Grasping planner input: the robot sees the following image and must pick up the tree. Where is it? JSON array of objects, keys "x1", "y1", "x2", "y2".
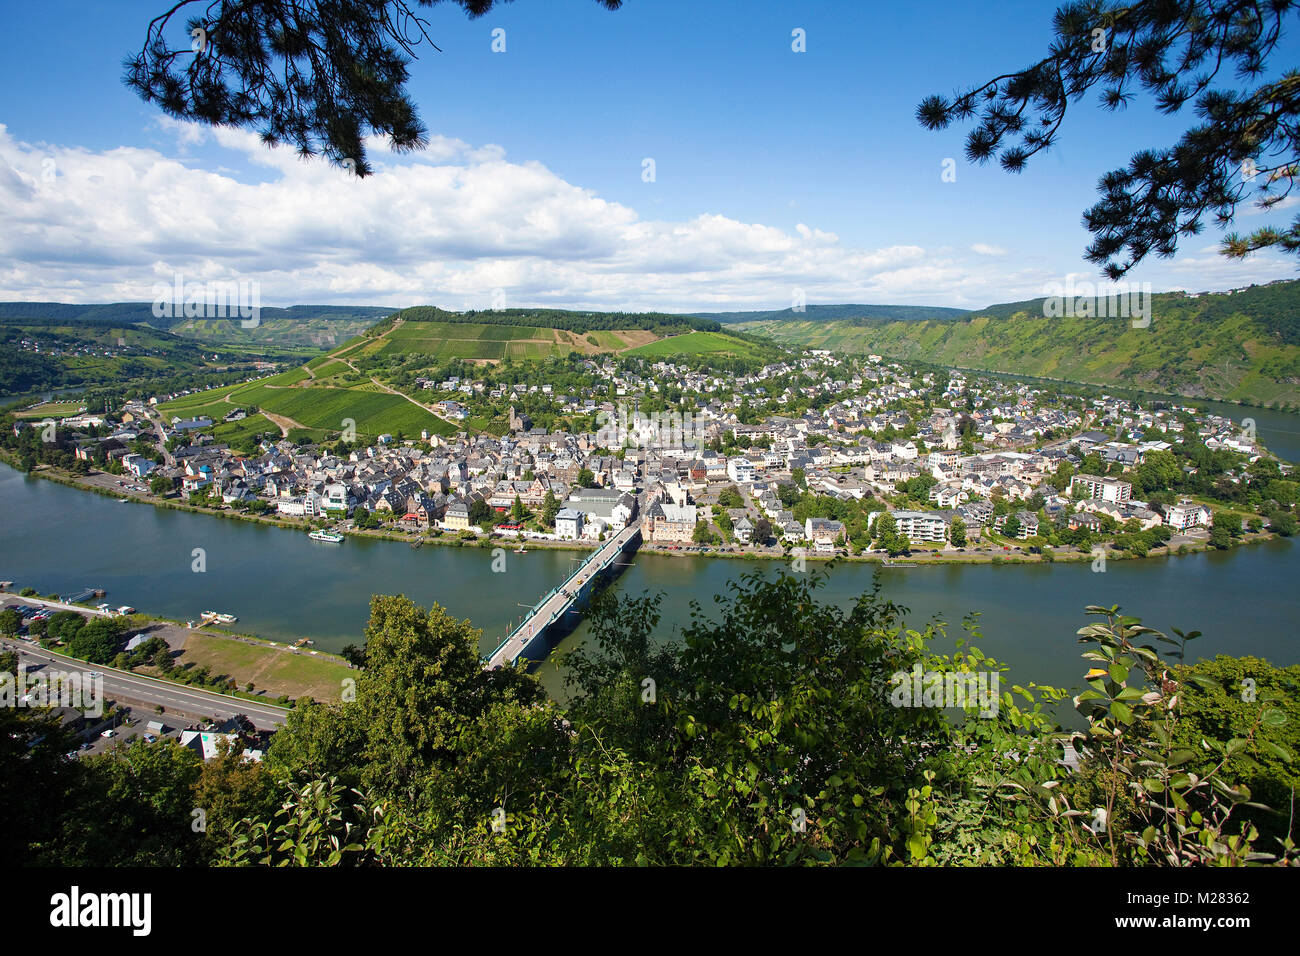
[
  {"x1": 541, "y1": 490, "x2": 560, "y2": 528},
  {"x1": 153, "y1": 645, "x2": 175, "y2": 672},
  {"x1": 60, "y1": 739, "x2": 204, "y2": 866},
  {"x1": 576, "y1": 467, "x2": 597, "y2": 489},
  {"x1": 0, "y1": 706, "x2": 84, "y2": 864},
  {"x1": 69, "y1": 617, "x2": 127, "y2": 664},
  {"x1": 949, "y1": 516, "x2": 967, "y2": 548},
  {"x1": 0, "y1": 608, "x2": 21, "y2": 637},
  {"x1": 467, "y1": 498, "x2": 493, "y2": 527},
  {"x1": 46, "y1": 610, "x2": 86, "y2": 644},
  {"x1": 1268, "y1": 509, "x2": 1297, "y2": 536},
  {"x1": 717, "y1": 486, "x2": 744, "y2": 508},
  {"x1": 1213, "y1": 509, "x2": 1244, "y2": 538},
  {"x1": 149, "y1": 473, "x2": 173, "y2": 496},
  {"x1": 352, "y1": 594, "x2": 541, "y2": 795},
  {"x1": 752, "y1": 517, "x2": 773, "y2": 545},
  {"x1": 1049, "y1": 460, "x2": 1076, "y2": 493},
  {"x1": 1003, "y1": 515, "x2": 1023, "y2": 540},
  {"x1": 192, "y1": 738, "x2": 279, "y2": 863},
  {"x1": 918, "y1": 0, "x2": 1300, "y2": 275},
  {"x1": 510, "y1": 495, "x2": 526, "y2": 522},
  {"x1": 127, "y1": 1, "x2": 624, "y2": 177}
]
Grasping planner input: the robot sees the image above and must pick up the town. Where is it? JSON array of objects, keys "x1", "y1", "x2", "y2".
[{"x1": 13, "y1": 346, "x2": 1292, "y2": 564}]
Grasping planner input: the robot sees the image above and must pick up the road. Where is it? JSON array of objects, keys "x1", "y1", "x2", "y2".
[
  {"x1": 1, "y1": 598, "x2": 290, "y2": 729},
  {"x1": 141, "y1": 406, "x2": 174, "y2": 467}
]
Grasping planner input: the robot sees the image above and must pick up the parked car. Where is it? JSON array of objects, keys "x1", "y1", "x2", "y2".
[{"x1": 100, "y1": 729, "x2": 114, "y2": 738}]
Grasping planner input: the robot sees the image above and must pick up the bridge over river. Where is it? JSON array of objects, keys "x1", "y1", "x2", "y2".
[{"x1": 484, "y1": 519, "x2": 642, "y2": 670}]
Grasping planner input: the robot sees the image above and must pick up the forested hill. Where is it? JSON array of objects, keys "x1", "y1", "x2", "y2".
[
  {"x1": 692, "y1": 303, "x2": 970, "y2": 323},
  {"x1": 0, "y1": 302, "x2": 394, "y2": 328},
  {"x1": 380, "y1": 305, "x2": 720, "y2": 335},
  {"x1": 736, "y1": 280, "x2": 1300, "y2": 409}
]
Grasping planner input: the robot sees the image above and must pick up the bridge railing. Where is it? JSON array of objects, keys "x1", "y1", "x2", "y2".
[{"x1": 489, "y1": 523, "x2": 640, "y2": 664}]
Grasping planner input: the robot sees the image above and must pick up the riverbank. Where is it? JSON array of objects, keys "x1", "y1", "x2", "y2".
[
  {"x1": 0, "y1": 588, "x2": 354, "y2": 706},
  {"x1": 7, "y1": 452, "x2": 1280, "y2": 568},
  {"x1": 4, "y1": 458, "x2": 1296, "y2": 713}
]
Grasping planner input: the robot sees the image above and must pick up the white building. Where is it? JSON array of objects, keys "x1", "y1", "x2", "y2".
[
  {"x1": 727, "y1": 457, "x2": 755, "y2": 484},
  {"x1": 890, "y1": 510, "x2": 948, "y2": 543},
  {"x1": 1164, "y1": 498, "x2": 1212, "y2": 531},
  {"x1": 1070, "y1": 474, "x2": 1133, "y2": 504},
  {"x1": 555, "y1": 508, "x2": 584, "y2": 540}
]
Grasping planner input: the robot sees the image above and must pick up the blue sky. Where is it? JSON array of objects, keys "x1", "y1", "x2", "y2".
[{"x1": 1, "y1": 0, "x2": 1298, "y2": 310}]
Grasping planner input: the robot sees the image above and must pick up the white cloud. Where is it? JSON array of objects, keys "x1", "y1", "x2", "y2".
[{"x1": 0, "y1": 122, "x2": 1294, "y2": 313}]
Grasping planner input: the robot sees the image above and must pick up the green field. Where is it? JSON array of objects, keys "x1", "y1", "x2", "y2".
[
  {"x1": 163, "y1": 366, "x2": 457, "y2": 439},
  {"x1": 625, "y1": 330, "x2": 769, "y2": 360},
  {"x1": 210, "y1": 412, "x2": 278, "y2": 448},
  {"x1": 174, "y1": 632, "x2": 354, "y2": 701},
  {"x1": 239, "y1": 385, "x2": 453, "y2": 436}
]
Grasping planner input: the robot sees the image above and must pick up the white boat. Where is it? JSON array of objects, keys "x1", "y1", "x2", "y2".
[
  {"x1": 202, "y1": 611, "x2": 238, "y2": 624},
  {"x1": 309, "y1": 530, "x2": 345, "y2": 543}
]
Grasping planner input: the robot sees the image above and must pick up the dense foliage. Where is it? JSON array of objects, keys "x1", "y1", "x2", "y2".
[{"x1": 6, "y1": 572, "x2": 1294, "y2": 866}]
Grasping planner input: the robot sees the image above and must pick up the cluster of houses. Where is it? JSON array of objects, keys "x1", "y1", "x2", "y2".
[{"x1": 22, "y1": 350, "x2": 1275, "y2": 552}]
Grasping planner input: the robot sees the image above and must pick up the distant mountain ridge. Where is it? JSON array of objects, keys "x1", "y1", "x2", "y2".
[
  {"x1": 0, "y1": 302, "x2": 394, "y2": 328},
  {"x1": 691, "y1": 303, "x2": 970, "y2": 323},
  {"x1": 734, "y1": 280, "x2": 1300, "y2": 409}
]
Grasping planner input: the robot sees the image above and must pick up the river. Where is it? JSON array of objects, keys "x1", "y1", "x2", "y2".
[{"x1": 1, "y1": 462, "x2": 1296, "y2": 711}]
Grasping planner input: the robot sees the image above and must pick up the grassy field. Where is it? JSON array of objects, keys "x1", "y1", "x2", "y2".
[
  {"x1": 625, "y1": 330, "x2": 770, "y2": 360},
  {"x1": 161, "y1": 366, "x2": 456, "y2": 440},
  {"x1": 210, "y1": 412, "x2": 278, "y2": 448},
  {"x1": 158, "y1": 382, "x2": 255, "y2": 415},
  {"x1": 12, "y1": 400, "x2": 87, "y2": 419},
  {"x1": 173, "y1": 631, "x2": 354, "y2": 702}
]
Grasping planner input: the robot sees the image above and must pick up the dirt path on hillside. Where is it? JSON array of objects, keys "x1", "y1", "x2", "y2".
[
  {"x1": 221, "y1": 391, "x2": 303, "y2": 437},
  {"x1": 261, "y1": 411, "x2": 305, "y2": 437}
]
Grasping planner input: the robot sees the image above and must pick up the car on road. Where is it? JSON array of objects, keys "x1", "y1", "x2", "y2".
[{"x1": 100, "y1": 729, "x2": 115, "y2": 738}]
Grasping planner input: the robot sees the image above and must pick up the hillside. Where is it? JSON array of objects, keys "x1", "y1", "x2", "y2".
[
  {"x1": 0, "y1": 317, "x2": 308, "y2": 398},
  {"x1": 738, "y1": 282, "x2": 1300, "y2": 409},
  {"x1": 0, "y1": 301, "x2": 393, "y2": 350},
  {"x1": 624, "y1": 329, "x2": 776, "y2": 362},
  {"x1": 156, "y1": 305, "x2": 773, "y2": 444},
  {"x1": 693, "y1": 303, "x2": 970, "y2": 323}
]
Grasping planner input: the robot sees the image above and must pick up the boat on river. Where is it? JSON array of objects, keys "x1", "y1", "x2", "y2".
[{"x1": 309, "y1": 530, "x2": 345, "y2": 543}]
